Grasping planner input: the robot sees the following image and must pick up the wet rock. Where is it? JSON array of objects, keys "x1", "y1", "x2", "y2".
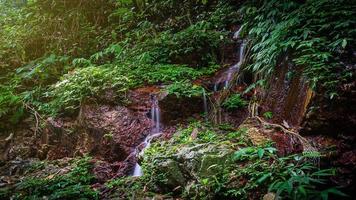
[
  {"x1": 127, "y1": 86, "x2": 161, "y2": 113},
  {"x1": 159, "y1": 95, "x2": 205, "y2": 126},
  {"x1": 261, "y1": 58, "x2": 312, "y2": 128},
  {"x1": 156, "y1": 159, "x2": 186, "y2": 191},
  {"x1": 79, "y1": 103, "x2": 153, "y2": 161},
  {"x1": 176, "y1": 144, "x2": 233, "y2": 175},
  {"x1": 41, "y1": 117, "x2": 78, "y2": 160},
  {"x1": 93, "y1": 160, "x2": 114, "y2": 183},
  {"x1": 301, "y1": 81, "x2": 356, "y2": 136},
  {"x1": 270, "y1": 132, "x2": 302, "y2": 156},
  {"x1": 150, "y1": 143, "x2": 234, "y2": 193}
]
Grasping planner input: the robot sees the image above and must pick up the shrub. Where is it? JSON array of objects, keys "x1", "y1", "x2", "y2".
[
  {"x1": 0, "y1": 85, "x2": 24, "y2": 128},
  {"x1": 48, "y1": 66, "x2": 131, "y2": 115},
  {"x1": 10, "y1": 157, "x2": 98, "y2": 200},
  {"x1": 166, "y1": 81, "x2": 204, "y2": 98},
  {"x1": 241, "y1": 0, "x2": 356, "y2": 97},
  {"x1": 222, "y1": 93, "x2": 247, "y2": 110},
  {"x1": 226, "y1": 146, "x2": 346, "y2": 200}
]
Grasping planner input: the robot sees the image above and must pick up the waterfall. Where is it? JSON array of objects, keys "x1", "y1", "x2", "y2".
[
  {"x1": 213, "y1": 84, "x2": 218, "y2": 92},
  {"x1": 150, "y1": 96, "x2": 160, "y2": 133},
  {"x1": 238, "y1": 40, "x2": 246, "y2": 66},
  {"x1": 222, "y1": 40, "x2": 246, "y2": 90},
  {"x1": 233, "y1": 25, "x2": 243, "y2": 40},
  {"x1": 133, "y1": 95, "x2": 162, "y2": 177}
]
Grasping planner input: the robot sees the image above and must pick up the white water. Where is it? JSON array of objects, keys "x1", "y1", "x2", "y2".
[
  {"x1": 233, "y1": 25, "x2": 244, "y2": 40},
  {"x1": 133, "y1": 95, "x2": 162, "y2": 177},
  {"x1": 217, "y1": 39, "x2": 246, "y2": 90}
]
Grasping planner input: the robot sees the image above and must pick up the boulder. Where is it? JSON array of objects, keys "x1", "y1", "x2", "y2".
[
  {"x1": 156, "y1": 159, "x2": 187, "y2": 191},
  {"x1": 149, "y1": 143, "x2": 234, "y2": 193}
]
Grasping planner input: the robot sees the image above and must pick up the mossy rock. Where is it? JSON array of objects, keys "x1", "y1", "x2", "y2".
[{"x1": 156, "y1": 159, "x2": 187, "y2": 192}]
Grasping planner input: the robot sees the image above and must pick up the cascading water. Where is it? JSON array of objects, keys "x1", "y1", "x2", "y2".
[
  {"x1": 233, "y1": 25, "x2": 243, "y2": 40},
  {"x1": 132, "y1": 95, "x2": 162, "y2": 177},
  {"x1": 208, "y1": 31, "x2": 247, "y2": 124},
  {"x1": 213, "y1": 39, "x2": 246, "y2": 91}
]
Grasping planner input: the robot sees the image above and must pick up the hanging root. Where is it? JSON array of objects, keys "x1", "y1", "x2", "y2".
[
  {"x1": 254, "y1": 116, "x2": 319, "y2": 164},
  {"x1": 247, "y1": 85, "x2": 319, "y2": 164},
  {"x1": 23, "y1": 102, "x2": 43, "y2": 136}
]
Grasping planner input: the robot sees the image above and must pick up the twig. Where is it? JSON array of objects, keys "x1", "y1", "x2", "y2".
[{"x1": 23, "y1": 102, "x2": 43, "y2": 136}]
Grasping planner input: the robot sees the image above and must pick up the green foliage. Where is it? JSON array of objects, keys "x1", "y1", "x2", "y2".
[
  {"x1": 15, "y1": 54, "x2": 71, "y2": 86},
  {"x1": 166, "y1": 81, "x2": 204, "y2": 98},
  {"x1": 0, "y1": 0, "x2": 237, "y2": 120},
  {"x1": 147, "y1": 22, "x2": 229, "y2": 67},
  {"x1": 48, "y1": 66, "x2": 131, "y2": 115},
  {"x1": 232, "y1": 146, "x2": 277, "y2": 161},
  {"x1": 263, "y1": 111, "x2": 273, "y2": 119},
  {"x1": 9, "y1": 157, "x2": 98, "y2": 200},
  {"x1": 242, "y1": 0, "x2": 356, "y2": 97},
  {"x1": 269, "y1": 168, "x2": 347, "y2": 200},
  {"x1": 226, "y1": 145, "x2": 345, "y2": 200},
  {"x1": 105, "y1": 176, "x2": 154, "y2": 199},
  {"x1": 222, "y1": 93, "x2": 247, "y2": 110},
  {"x1": 0, "y1": 85, "x2": 24, "y2": 127},
  {"x1": 173, "y1": 122, "x2": 219, "y2": 144}
]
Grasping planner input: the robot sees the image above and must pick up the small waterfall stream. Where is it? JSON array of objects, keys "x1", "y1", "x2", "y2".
[
  {"x1": 213, "y1": 39, "x2": 246, "y2": 92},
  {"x1": 233, "y1": 25, "x2": 243, "y2": 40},
  {"x1": 207, "y1": 31, "x2": 247, "y2": 124},
  {"x1": 132, "y1": 95, "x2": 162, "y2": 177}
]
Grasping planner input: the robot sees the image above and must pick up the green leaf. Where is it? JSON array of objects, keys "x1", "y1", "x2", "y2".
[
  {"x1": 257, "y1": 148, "x2": 265, "y2": 159},
  {"x1": 257, "y1": 173, "x2": 271, "y2": 184},
  {"x1": 341, "y1": 39, "x2": 347, "y2": 48},
  {"x1": 322, "y1": 188, "x2": 348, "y2": 198}
]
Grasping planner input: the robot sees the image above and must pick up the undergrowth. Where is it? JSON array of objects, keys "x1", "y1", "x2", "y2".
[
  {"x1": 1, "y1": 157, "x2": 98, "y2": 200},
  {"x1": 105, "y1": 122, "x2": 345, "y2": 200},
  {"x1": 241, "y1": 0, "x2": 356, "y2": 98}
]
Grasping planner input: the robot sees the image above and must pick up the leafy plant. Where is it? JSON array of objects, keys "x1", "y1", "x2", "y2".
[
  {"x1": 48, "y1": 66, "x2": 131, "y2": 115},
  {"x1": 166, "y1": 81, "x2": 204, "y2": 98},
  {"x1": 241, "y1": 0, "x2": 356, "y2": 97},
  {"x1": 222, "y1": 93, "x2": 247, "y2": 110},
  {"x1": 10, "y1": 157, "x2": 98, "y2": 200},
  {"x1": 227, "y1": 145, "x2": 346, "y2": 200},
  {"x1": 263, "y1": 111, "x2": 273, "y2": 119},
  {"x1": 0, "y1": 85, "x2": 24, "y2": 127}
]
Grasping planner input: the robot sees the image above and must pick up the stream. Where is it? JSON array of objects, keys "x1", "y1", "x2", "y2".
[
  {"x1": 132, "y1": 95, "x2": 162, "y2": 176},
  {"x1": 213, "y1": 39, "x2": 246, "y2": 92},
  {"x1": 133, "y1": 29, "x2": 246, "y2": 176}
]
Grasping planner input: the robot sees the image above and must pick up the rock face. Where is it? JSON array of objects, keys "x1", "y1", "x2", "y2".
[
  {"x1": 149, "y1": 143, "x2": 234, "y2": 194},
  {"x1": 159, "y1": 95, "x2": 205, "y2": 126},
  {"x1": 78, "y1": 104, "x2": 153, "y2": 161},
  {"x1": 261, "y1": 57, "x2": 312, "y2": 128},
  {"x1": 35, "y1": 100, "x2": 154, "y2": 181},
  {"x1": 301, "y1": 81, "x2": 356, "y2": 136}
]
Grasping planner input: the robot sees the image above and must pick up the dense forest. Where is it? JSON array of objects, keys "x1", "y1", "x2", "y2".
[{"x1": 0, "y1": 0, "x2": 355, "y2": 199}]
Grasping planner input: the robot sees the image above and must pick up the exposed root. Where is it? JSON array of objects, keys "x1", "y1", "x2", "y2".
[
  {"x1": 23, "y1": 102, "x2": 43, "y2": 136},
  {"x1": 254, "y1": 116, "x2": 319, "y2": 164},
  {"x1": 255, "y1": 116, "x2": 316, "y2": 152}
]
